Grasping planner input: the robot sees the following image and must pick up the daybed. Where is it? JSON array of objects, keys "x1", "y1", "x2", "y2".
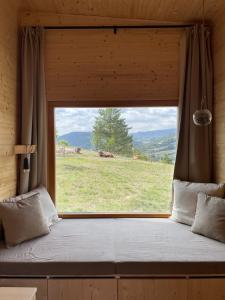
[
  {"x1": 1, "y1": 218, "x2": 225, "y2": 277},
  {"x1": 1, "y1": 218, "x2": 225, "y2": 300}
]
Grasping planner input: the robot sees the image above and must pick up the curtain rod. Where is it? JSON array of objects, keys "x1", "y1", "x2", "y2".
[{"x1": 44, "y1": 24, "x2": 194, "y2": 30}]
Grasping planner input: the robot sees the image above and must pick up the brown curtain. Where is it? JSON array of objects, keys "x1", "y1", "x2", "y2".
[
  {"x1": 19, "y1": 27, "x2": 47, "y2": 194},
  {"x1": 174, "y1": 25, "x2": 213, "y2": 183}
]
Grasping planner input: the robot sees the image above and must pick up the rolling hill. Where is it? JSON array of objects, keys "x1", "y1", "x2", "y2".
[
  {"x1": 58, "y1": 132, "x2": 92, "y2": 149},
  {"x1": 58, "y1": 128, "x2": 177, "y2": 162},
  {"x1": 132, "y1": 128, "x2": 176, "y2": 140}
]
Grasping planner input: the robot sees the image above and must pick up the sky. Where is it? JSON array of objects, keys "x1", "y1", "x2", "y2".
[{"x1": 55, "y1": 107, "x2": 177, "y2": 136}]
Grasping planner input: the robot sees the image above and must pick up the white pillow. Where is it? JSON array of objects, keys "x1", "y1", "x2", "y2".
[
  {"x1": 5, "y1": 186, "x2": 61, "y2": 227},
  {"x1": 171, "y1": 179, "x2": 225, "y2": 225}
]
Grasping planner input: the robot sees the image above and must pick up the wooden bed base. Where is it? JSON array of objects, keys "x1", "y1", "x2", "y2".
[{"x1": 1, "y1": 276, "x2": 225, "y2": 300}]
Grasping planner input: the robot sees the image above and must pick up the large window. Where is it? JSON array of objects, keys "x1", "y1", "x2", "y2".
[{"x1": 54, "y1": 107, "x2": 177, "y2": 214}]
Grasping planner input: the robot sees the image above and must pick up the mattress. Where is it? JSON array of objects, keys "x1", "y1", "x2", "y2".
[{"x1": 0, "y1": 218, "x2": 225, "y2": 276}]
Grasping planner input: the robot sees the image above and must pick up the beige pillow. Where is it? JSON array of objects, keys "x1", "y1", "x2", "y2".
[
  {"x1": 191, "y1": 193, "x2": 225, "y2": 243},
  {"x1": 0, "y1": 194, "x2": 50, "y2": 247},
  {"x1": 171, "y1": 180, "x2": 225, "y2": 225},
  {"x1": 5, "y1": 186, "x2": 61, "y2": 227}
]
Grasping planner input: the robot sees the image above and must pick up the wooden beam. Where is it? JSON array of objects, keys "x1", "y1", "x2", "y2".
[
  {"x1": 47, "y1": 104, "x2": 56, "y2": 201},
  {"x1": 20, "y1": 11, "x2": 193, "y2": 27},
  {"x1": 14, "y1": 145, "x2": 37, "y2": 155},
  {"x1": 48, "y1": 100, "x2": 179, "y2": 107},
  {"x1": 59, "y1": 213, "x2": 171, "y2": 219}
]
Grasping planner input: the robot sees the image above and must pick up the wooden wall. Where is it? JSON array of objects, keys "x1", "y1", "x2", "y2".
[
  {"x1": 0, "y1": 1, "x2": 20, "y2": 200},
  {"x1": 213, "y1": 9, "x2": 225, "y2": 182},
  {"x1": 45, "y1": 28, "x2": 181, "y2": 104}
]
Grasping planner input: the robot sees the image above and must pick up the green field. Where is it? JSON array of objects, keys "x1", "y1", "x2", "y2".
[{"x1": 56, "y1": 150, "x2": 174, "y2": 213}]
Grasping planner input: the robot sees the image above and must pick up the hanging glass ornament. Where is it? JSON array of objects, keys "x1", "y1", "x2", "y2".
[
  {"x1": 193, "y1": 0, "x2": 212, "y2": 127},
  {"x1": 193, "y1": 97, "x2": 212, "y2": 126},
  {"x1": 193, "y1": 109, "x2": 212, "y2": 126}
]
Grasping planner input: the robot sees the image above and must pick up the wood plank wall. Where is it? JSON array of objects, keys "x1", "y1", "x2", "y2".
[
  {"x1": 45, "y1": 28, "x2": 181, "y2": 103},
  {"x1": 213, "y1": 9, "x2": 225, "y2": 182},
  {"x1": 0, "y1": 1, "x2": 20, "y2": 200}
]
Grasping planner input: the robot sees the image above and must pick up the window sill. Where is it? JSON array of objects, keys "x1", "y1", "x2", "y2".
[{"x1": 58, "y1": 213, "x2": 171, "y2": 219}]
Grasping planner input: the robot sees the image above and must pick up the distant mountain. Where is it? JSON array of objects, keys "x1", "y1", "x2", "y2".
[
  {"x1": 132, "y1": 128, "x2": 176, "y2": 141},
  {"x1": 58, "y1": 132, "x2": 93, "y2": 149},
  {"x1": 57, "y1": 128, "x2": 177, "y2": 162},
  {"x1": 58, "y1": 129, "x2": 176, "y2": 148}
]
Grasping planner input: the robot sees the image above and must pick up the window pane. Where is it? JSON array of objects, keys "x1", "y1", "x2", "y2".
[{"x1": 55, "y1": 107, "x2": 177, "y2": 213}]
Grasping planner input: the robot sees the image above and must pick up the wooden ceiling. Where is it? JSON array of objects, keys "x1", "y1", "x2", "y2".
[{"x1": 20, "y1": 0, "x2": 225, "y2": 23}]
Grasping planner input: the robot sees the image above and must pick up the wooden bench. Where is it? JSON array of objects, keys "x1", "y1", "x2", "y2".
[{"x1": 1, "y1": 277, "x2": 225, "y2": 300}]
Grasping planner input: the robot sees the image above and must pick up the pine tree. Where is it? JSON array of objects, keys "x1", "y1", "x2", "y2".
[{"x1": 93, "y1": 108, "x2": 133, "y2": 156}]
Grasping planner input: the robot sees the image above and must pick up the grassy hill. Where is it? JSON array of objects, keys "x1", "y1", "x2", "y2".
[{"x1": 56, "y1": 150, "x2": 174, "y2": 213}]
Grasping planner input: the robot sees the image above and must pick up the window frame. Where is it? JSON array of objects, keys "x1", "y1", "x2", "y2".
[{"x1": 48, "y1": 100, "x2": 178, "y2": 218}]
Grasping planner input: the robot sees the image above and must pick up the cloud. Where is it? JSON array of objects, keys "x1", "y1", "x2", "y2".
[{"x1": 55, "y1": 107, "x2": 177, "y2": 135}]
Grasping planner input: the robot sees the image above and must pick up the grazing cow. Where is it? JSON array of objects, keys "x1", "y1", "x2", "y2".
[
  {"x1": 98, "y1": 151, "x2": 114, "y2": 158},
  {"x1": 64, "y1": 147, "x2": 76, "y2": 155},
  {"x1": 76, "y1": 147, "x2": 81, "y2": 154},
  {"x1": 133, "y1": 155, "x2": 139, "y2": 160}
]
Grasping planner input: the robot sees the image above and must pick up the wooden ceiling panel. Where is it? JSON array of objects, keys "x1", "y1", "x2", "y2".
[
  {"x1": 45, "y1": 28, "x2": 181, "y2": 103},
  {"x1": 20, "y1": 0, "x2": 225, "y2": 23}
]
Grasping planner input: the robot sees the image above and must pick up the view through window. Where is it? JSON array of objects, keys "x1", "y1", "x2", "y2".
[{"x1": 55, "y1": 107, "x2": 177, "y2": 213}]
